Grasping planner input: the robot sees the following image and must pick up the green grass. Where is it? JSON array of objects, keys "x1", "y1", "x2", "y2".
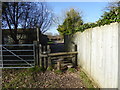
[
  {"x1": 3, "y1": 70, "x2": 29, "y2": 88},
  {"x1": 3, "y1": 68, "x2": 40, "y2": 89},
  {"x1": 47, "y1": 66, "x2": 53, "y2": 71},
  {"x1": 28, "y1": 66, "x2": 45, "y2": 72},
  {"x1": 79, "y1": 70, "x2": 98, "y2": 89},
  {"x1": 3, "y1": 67, "x2": 98, "y2": 89},
  {"x1": 47, "y1": 41, "x2": 54, "y2": 44},
  {"x1": 54, "y1": 70, "x2": 62, "y2": 74},
  {"x1": 67, "y1": 68, "x2": 76, "y2": 73}
]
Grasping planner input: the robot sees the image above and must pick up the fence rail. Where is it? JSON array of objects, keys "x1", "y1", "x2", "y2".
[{"x1": 49, "y1": 52, "x2": 78, "y2": 56}]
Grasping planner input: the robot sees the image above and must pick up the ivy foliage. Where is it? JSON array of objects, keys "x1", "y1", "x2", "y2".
[
  {"x1": 96, "y1": 8, "x2": 120, "y2": 26},
  {"x1": 57, "y1": 2, "x2": 120, "y2": 35},
  {"x1": 76, "y1": 23, "x2": 97, "y2": 32},
  {"x1": 77, "y1": 2, "x2": 120, "y2": 32}
]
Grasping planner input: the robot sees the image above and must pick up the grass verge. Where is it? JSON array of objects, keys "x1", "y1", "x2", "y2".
[
  {"x1": 79, "y1": 69, "x2": 98, "y2": 89},
  {"x1": 67, "y1": 68, "x2": 76, "y2": 73},
  {"x1": 54, "y1": 70, "x2": 62, "y2": 74}
]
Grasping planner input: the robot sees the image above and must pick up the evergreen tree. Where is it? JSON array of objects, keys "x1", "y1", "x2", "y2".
[{"x1": 57, "y1": 8, "x2": 83, "y2": 35}]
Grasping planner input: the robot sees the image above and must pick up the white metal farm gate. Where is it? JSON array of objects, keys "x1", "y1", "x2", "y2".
[{"x1": 0, "y1": 44, "x2": 35, "y2": 68}]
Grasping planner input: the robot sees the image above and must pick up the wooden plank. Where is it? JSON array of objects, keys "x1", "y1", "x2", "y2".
[
  {"x1": 37, "y1": 28, "x2": 40, "y2": 42},
  {"x1": 0, "y1": 5, "x2": 2, "y2": 88},
  {"x1": 48, "y1": 51, "x2": 78, "y2": 56},
  {"x1": 40, "y1": 54, "x2": 48, "y2": 57},
  {"x1": 57, "y1": 59, "x2": 63, "y2": 70},
  {"x1": 40, "y1": 52, "x2": 77, "y2": 57},
  {"x1": 0, "y1": 1, "x2": 2, "y2": 68},
  {"x1": 50, "y1": 55, "x2": 74, "y2": 59}
]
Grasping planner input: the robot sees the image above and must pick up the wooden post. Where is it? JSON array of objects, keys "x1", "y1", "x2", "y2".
[
  {"x1": 0, "y1": 1, "x2": 2, "y2": 68},
  {"x1": 72, "y1": 44, "x2": 77, "y2": 67},
  {"x1": 74, "y1": 44, "x2": 77, "y2": 67},
  {"x1": 33, "y1": 41, "x2": 39, "y2": 66},
  {"x1": 47, "y1": 45, "x2": 51, "y2": 54},
  {"x1": 75, "y1": 44, "x2": 77, "y2": 66},
  {"x1": 45, "y1": 57, "x2": 48, "y2": 69},
  {"x1": 47, "y1": 45, "x2": 51, "y2": 68},
  {"x1": 35, "y1": 27, "x2": 40, "y2": 66},
  {"x1": 0, "y1": 2, "x2": 2, "y2": 90},
  {"x1": 64, "y1": 35, "x2": 69, "y2": 52},
  {"x1": 48, "y1": 56, "x2": 52, "y2": 67},
  {"x1": 37, "y1": 27, "x2": 40, "y2": 42},
  {"x1": 57, "y1": 61, "x2": 61, "y2": 70},
  {"x1": 43, "y1": 46, "x2": 46, "y2": 68},
  {"x1": 57, "y1": 58, "x2": 63, "y2": 70},
  {"x1": 39, "y1": 44, "x2": 42, "y2": 67}
]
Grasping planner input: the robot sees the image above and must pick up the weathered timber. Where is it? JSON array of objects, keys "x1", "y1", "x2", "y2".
[
  {"x1": 48, "y1": 52, "x2": 77, "y2": 56},
  {"x1": 33, "y1": 41, "x2": 39, "y2": 66},
  {"x1": 0, "y1": 2, "x2": 1, "y2": 44},
  {"x1": 0, "y1": 3, "x2": 2, "y2": 90},
  {"x1": 39, "y1": 44, "x2": 51, "y2": 68},
  {"x1": 38, "y1": 42, "x2": 78, "y2": 69},
  {"x1": 39, "y1": 51, "x2": 78, "y2": 68},
  {"x1": 57, "y1": 58, "x2": 63, "y2": 70},
  {"x1": 40, "y1": 52, "x2": 77, "y2": 57},
  {"x1": 39, "y1": 44, "x2": 42, "y2": 67},
  {"x1": 50, "y1": 55, "x2": 74, "y2": 59}
]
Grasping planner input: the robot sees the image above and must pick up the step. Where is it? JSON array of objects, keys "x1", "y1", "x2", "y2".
[{"x1": 61, "y1": 63, "x2": 73, "y2": 67}]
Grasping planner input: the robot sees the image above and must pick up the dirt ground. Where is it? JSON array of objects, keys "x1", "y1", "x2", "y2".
[{"x1": 2, "y1": 68, "x2": 88, "y2": 88}]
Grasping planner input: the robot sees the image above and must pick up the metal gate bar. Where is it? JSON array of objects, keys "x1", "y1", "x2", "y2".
[
  {"x1": 0, "y1": 44, "x2": 35, "y2": 68},
  {"x1": 0, "y1": 45, "x2": 3, "y2": 68}
]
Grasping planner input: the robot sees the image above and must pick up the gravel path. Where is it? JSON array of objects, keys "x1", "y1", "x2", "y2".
[
  {"x1": 36, "y1": 71, "x2": 85, "y2": 88},
  {"x1": 2, "y1": 69, "x2": 86, "y2": 88}
]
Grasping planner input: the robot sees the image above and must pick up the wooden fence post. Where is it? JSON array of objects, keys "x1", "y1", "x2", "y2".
[
  {"x1": 42, "y1": 45, "x2": 45, "y2": 68},
  {"x1": 34, "y1": 27, "x2": 40, "y2": 66},
  {"x1": 33, "y1": 41, "x2": 39, "y2": 66},
  {"x1": 47, "y1": 45, "x2": 52, "y2": 68},
  {"x1": 39, "y1": 44, "x2": 42, "y2": 67},
  {"x1": 36, "y1": 27, "x2": 40, "y2": 42},
  {"x1": 43, "y1": 45, "x2": 51, "y2": 69},
  {"x1": 0, "y1": 2, "x2": 2, "y2": 90},
  {"x1": 48, "y1": 56, "x2": 52, "y2": 68},
  {"x1": 57, "y1": 58, "x2": 63, "y2": 70},
  {"x1": 72, "y1": 44, "x2": 77, "y2": 67},
  {"x1": 74, "y1": 44, "x2": 77, "y2": 67},
  {"x1": 0, "y1": 1, "x2": 2, "y2": 68}
]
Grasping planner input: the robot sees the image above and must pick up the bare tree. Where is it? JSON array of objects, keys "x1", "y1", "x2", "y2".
[
  {"x1": 104, "y1": 1, "x2": 120, "y2": 11},
  {"x1": 2, "y1": 2, "x2": 53, "y2": 44}
]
